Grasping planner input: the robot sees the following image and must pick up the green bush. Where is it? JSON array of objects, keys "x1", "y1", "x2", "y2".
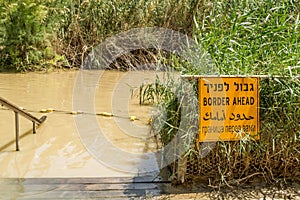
[{"x1": 0, "y1": 0, "x2": 61, "y2": 71}]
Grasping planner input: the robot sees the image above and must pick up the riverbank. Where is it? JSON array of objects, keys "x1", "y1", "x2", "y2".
[{"x1": 157, "y1": 183, "x2": 300, "y2": 200}]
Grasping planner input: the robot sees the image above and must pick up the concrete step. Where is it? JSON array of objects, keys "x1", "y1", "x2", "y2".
[{"x1": 0, "y1": 177, "x2": 174, "y2": 199}]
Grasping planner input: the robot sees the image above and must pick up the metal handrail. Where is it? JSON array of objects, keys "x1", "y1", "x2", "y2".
[{"x1": 0, "y1": 97, "x2": 47, "y2": 151}]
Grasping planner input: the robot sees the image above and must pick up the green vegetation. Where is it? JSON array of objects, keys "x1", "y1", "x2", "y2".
[
  {"x1": 197, "y1": 1, "x2": 300, "y2": 75},
  {"x1": 0, "y1": 0, "x2": 58, "y2": 71},
  {"x1": 1, "y1": 1, "x2": 299, "y2": 73},
  {"x1": 137, "y1": 0, "x2": 300, "y2": 186},
  {"x1": 0, "y1": 0, "x2": 201, "y2": 71},
  {"x1": 192, "y1": 1, "x2": 299, "y2": 185},
  {"x1": 0, "y1": 0, "x2": 299, "y2": 186},
  {"x1": 189, "y1": 76, "x2": 299, "y2": 186},
  {"x1": 140, "y1": 73, "x2": 299, "y2": 185}
]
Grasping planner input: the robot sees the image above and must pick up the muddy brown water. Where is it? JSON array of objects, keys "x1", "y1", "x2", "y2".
[{"x1": 0, "y1": 70, "x2": 158, "y2": 178}]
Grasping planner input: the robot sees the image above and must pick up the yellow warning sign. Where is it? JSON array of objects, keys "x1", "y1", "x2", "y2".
[{"x1": 198, "y1": 77, "x2": 260, "y2": 142}]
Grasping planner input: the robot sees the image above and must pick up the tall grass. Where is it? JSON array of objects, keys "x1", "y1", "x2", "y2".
[
  {"x1": 138, "y1": 0, "x2": 300, "y2": 185},
  {"x1": 50, "y1": 0, "x2": 203, "y2": 67},
  {"x1": 142, "y1": 69, "x2": 299, "y2": 186},
  {"x1": 189, "y1": 76, "x2": 300, "y2": 185},
  {"x1": 1, "y1": 1, "x2": 299, "y2": 72},
  {"x1": 195, "y1": 0, "x2": 300, "y2": 75},
  {"x1": 192, "y1": 1, "x2": 300, "y2": 185},
  {"x1": 0, "y1": 0, "x2": 203, "y2": 70}
]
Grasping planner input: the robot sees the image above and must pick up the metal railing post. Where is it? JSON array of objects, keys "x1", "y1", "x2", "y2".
[
  {"x1": 15, "y1": 112, "x2": 19, "y2": 151},
  {"x1": 33, "y1": 121, "x2": 36, "y2": 134}
]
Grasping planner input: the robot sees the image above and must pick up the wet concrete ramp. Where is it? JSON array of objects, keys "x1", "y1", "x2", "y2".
[{"x1": 0, "y1": 177, "x2": 172, "y2": 199}]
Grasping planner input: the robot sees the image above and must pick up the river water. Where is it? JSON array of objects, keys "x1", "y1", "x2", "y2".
[{"x1": 0, "y1": 70, "x2": 158, "y2": 178}]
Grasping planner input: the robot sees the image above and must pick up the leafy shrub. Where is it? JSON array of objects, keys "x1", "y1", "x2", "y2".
[{"x1": 0, "y1": 0, "x2": 61, "y2": 71}]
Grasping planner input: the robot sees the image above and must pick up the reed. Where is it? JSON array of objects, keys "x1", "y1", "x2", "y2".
[{"x1": 139, "y1": 0, "x2": 300, "y2": 185}]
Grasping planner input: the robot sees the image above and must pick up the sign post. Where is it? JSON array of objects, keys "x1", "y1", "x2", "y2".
[{"x1": 198, "y1": 77, "x2": 260, "y2": 142}]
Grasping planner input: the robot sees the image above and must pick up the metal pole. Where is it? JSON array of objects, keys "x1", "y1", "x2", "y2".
[
  {"x1": 33, "y1": 121, "x2": 36, "y2": 134},
  {"x1": 15, "y1": 112, "x2": 19, "y2": 151}
]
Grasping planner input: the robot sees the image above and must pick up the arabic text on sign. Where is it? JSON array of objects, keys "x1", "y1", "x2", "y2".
[
  {"x1": 229, "y1": 113, "x2": 254, "y2": 121},
  {"x1": 203, "y1": 110, "x2": 226, "y2": 121},
  {"x1": 203, "y1": 111, "x2": 254, "y2": 121}
]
